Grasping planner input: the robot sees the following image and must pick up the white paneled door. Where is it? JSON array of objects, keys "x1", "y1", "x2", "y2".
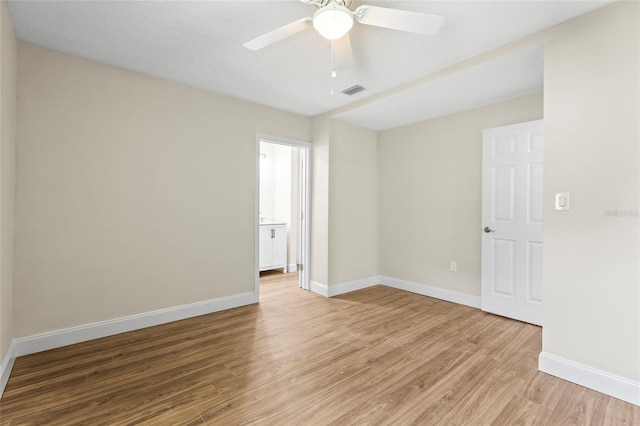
[{"x1": 481, "y1": 120, "x2": 543, "y2": 326}]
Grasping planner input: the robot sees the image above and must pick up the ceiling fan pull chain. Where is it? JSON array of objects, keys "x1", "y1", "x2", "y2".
[
  {"x1": 331, "y1": 39, "x2": 337, "y2": 78},
  {"x1": 330, "y1": 40, "x2": 337, "y2": 95}
]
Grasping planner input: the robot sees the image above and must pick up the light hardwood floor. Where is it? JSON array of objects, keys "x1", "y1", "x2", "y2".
[{"x1": 1, "y1": 271, "x2": 638, "y2": 425}]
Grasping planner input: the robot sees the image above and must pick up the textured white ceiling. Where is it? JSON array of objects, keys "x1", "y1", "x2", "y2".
[
  {"x1": 8, "y1": 0, "x2": 611, "y2": 125},
  {"x1": 335, "y1": 44, "x2": 544, "y2": 131}
]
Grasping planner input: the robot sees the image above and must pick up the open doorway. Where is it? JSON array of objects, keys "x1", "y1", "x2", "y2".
[{"x1": 254, "y1": 135, "x2": 310, "y2": 297}]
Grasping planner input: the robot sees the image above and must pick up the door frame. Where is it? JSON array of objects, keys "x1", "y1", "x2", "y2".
[{"x1": 254, "y1": 134, "x2": 311, "y2": 297}]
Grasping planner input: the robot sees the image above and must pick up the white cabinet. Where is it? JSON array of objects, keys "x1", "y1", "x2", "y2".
[{"x1": 259, "y1": 223, "x2": 287, "y2": 272}]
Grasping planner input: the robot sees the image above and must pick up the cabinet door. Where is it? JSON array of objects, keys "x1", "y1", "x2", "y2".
[
  {"x1": 271, "y1": 227, "x2": 287, "y2": 267},
  {"x1": 259, "y1": 226, "x2": 273, "y2": 269}
]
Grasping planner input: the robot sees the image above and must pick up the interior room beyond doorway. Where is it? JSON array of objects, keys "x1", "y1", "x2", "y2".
[{"x1": 259, "y1": 141, "x2": 300, "y2": 283}]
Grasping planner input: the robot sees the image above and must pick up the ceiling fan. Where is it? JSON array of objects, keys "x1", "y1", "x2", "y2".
[{"x1": 243, "y1": 0, "x2": 445, "y2": 51}]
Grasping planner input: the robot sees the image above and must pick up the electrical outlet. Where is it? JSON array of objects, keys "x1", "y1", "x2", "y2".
[{"x1": 449, "y1": 261, "x2": 457, "y2": 272}]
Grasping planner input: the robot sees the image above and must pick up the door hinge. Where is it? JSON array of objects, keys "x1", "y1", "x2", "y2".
[{"x1": 299, "y1": 264, "x2": 303, "y2": 271}]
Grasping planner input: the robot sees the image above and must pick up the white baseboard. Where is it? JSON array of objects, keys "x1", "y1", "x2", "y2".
[
  {"x1": 328, "y1": 275, "x2": 380, "y2": 297},
  {"x1": 13, "y1": 291, "x2": 258, "y2": 358},
  {"x1": 310, "y1": 280, "x2": 329, "y2": 297},
  {"x1": 380, "y1": 276, "x2": 481, "y2": 309},
  {"x1": 539, "y1": 351, "x2": 640, "y2": 406},
  {"x1": 311, "y1": 276, "x2": 380, "y2": 298},
  {"x1": 0, "y1": 341, "x2": 16, "y2": 398},
  {"x1": 311, "y1": 275, "x2": 481, "y2": 309},
  {"x1": 287, "y1": 263, "x2": 297, "y2": 273}
]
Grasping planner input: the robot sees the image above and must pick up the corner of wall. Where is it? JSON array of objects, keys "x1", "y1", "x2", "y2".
[
  {"x1": 0, "y1": 0, "x2": 18, "y2": 394},
  {"x1": 0, "y1": 341, "x2": 15, "y2": 397},
  {"x1": 310, "y1": 116, "x2": 330, "y2": 286}
]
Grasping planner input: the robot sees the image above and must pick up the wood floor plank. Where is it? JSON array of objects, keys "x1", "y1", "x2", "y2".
[
  {"x1": 1, "y1": 271, "x2": 639, "y2": 425},
  {"x1": 491, "y1": 395, "x2": 552, "y2": 425}
]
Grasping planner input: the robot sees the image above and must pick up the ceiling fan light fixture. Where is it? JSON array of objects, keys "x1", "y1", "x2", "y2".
[{"x1": 313, "y1": 3, "x2": 353, "y2": 40}]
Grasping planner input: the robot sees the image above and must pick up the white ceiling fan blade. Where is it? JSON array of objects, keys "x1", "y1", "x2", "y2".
[
  {"x1": 333, "y1": 33, "x2": 354, "y2": 71},
  {"x1": 354, "y1": 5, "x2": 444, "y2": 36},
  {"x1": 244, "y1": 18, "x2": 312, "y2": 51}
]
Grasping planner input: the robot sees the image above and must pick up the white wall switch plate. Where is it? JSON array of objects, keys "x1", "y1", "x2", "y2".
[{"x1": 555, "y1": 192, "x2": 571, "y2": 211}]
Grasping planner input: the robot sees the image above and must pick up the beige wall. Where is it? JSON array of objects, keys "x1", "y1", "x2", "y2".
[
  {"x1": 311, "y1": 117, "x2": 378, "y2": 286},
  {"x1": 542, "y1": 2, "x2": 639, "y2": 381},
  {"x1": 310, "y1": 117, "x2": 378, "y2": 287},
  {"x1": 378, "y1": 93, "x2": 543, "y2": 295},
  {"x1": 15, "y1": 43, "x2": 310, "y2": 337},
  {"x1": 311, "y1": 115, "x2": 330, "y2": 286},
  {"x1": 0, "y1": 0, "x2": 16, "y2": 362},
  {"x1": 329, "y1": 120, "x2": 378, "y2": 285}
]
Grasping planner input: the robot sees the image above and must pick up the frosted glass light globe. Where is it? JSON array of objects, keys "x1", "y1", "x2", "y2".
[{"x1": 313, "y1": 3, "x2": 353, "y2": 40}]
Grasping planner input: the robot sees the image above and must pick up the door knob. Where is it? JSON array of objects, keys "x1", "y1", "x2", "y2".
[{"x1": 483, "y1": 226, "x2": 496, "y2": 233}]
